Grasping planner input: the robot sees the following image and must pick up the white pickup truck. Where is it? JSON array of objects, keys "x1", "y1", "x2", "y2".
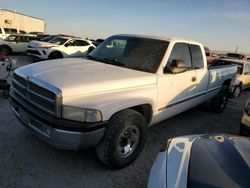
[{"x1": 10, "y1": 34, "x2": 237, "y2": 168}]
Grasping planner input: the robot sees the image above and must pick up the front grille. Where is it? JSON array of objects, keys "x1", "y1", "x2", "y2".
[
  {"x1": 13, "y1": 73, "x2": 26, "y2": 86},
  {"x1": 28, "y1": 82, "x2": 55, "y2": 100},
  {"x1": 27, "y1": 49, "x2": 41, "y2": 55},
  {"x1": 12, "y1": 80, "x2": 26, "y2": 99},
  {"x1": 12, "y1": 72, "x2": 61, "y2": 116}
]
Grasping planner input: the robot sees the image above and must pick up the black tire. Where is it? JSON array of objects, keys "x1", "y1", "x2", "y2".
[
  {"x1": 48, "y1": 51, "x2": 63, "y2": 59},
  {"x1": 233, "y1": 85, "x2": 241, "y2": 98},
  {"x1": 0, "y1": 45, "x2": 12, "y2": 55},
  {"x1": 96, "y1": 109, "x2": 147, "y2": 169},
  {"x1": 210, "y1": 85, "x2": 229, "y2": 113}
]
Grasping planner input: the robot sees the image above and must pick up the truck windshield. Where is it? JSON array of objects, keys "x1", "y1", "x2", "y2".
[{"x1": 87, "y1": 36, "x2": 169, "y2": 73}]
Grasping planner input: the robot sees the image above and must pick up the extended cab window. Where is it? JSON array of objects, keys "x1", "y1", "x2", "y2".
[
  {"x1": 168, "y1": 43, "x2": 192, "y2": 70},
  {"x1": 190, "y1": 44, "x2": 204, "y2": 69}
]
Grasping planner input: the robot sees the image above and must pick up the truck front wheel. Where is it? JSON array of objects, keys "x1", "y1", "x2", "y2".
[
  {"x1": 96, "y1": 109, "x2": 147, "y2": 169},
  {"x1": 210, "y1": 86, "x2": 229, "y2": 113}
]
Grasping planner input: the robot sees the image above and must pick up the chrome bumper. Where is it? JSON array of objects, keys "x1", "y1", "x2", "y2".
[{"x1": 10, "y1": 97, "x2": 106, "y2": 150}]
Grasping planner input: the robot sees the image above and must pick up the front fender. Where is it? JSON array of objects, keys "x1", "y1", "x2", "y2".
[{"x1": 62, "y1": 85, "x2": 157, "y2": 122}]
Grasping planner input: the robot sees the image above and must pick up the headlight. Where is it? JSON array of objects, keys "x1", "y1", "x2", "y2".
[
  {"x1": 62, "y1": 106, "x2": 102, "y2": 122},
  {"x1": 245, "y1": 99, "x2": 250, "y2": 115}
]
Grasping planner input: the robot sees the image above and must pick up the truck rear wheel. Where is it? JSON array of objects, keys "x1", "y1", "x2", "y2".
[
  {"x1": 96, "y1": 109, "x2": 147, "y2": 169},
  {"x1": 210, "y1": 86, "x2": 229, "y2": 113}
]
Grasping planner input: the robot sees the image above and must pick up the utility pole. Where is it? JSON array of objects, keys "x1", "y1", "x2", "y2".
[{"x1": 235, "y1": 45, "x2": 238, "y2": 53}]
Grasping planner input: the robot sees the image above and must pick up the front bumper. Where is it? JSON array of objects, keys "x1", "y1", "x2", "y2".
[
  {"x1": 10, "y1": 95, "x2": 106, "y2": 150},
  {"x1": 27, "y1": 48, "x2": 49, "y2": 60},
  {"x1": 240, "y1": 111, "x2": 250, "y2": 136}
]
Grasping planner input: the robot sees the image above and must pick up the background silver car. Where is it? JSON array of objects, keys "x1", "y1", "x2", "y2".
[{"x1": 148, "y1": 134, "x2": 250, "y2": 188}]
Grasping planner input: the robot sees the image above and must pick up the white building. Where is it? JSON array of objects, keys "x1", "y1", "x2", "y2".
[{"x1": 0, "y1": 8, "x2": 45, "y2": 33}]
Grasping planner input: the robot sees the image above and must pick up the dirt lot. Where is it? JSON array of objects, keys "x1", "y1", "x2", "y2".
[{"x1": 0, "y1": 55, "x2": 248, "y2": 188}]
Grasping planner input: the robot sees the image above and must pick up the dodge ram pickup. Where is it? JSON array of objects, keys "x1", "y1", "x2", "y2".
[{"x1": 10, "y1": 34, "x2": 237, "y2": 168}]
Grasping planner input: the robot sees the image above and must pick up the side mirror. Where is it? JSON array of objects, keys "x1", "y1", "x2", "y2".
[{"x1": 165, "y1": 59, "x2": 187, "y2": 74}]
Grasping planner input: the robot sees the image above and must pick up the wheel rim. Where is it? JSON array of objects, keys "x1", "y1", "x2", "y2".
[
  {"x1": 234, "y1": 86, "x2": 241, "y2": 98},
  {"x1": 116, "y1": 125, "x2": 140, "y2": 158}
]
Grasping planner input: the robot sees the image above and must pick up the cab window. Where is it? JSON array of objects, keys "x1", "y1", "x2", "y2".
[{"x1": 168, "y1": 43, "x2": 192, "y2": 69}]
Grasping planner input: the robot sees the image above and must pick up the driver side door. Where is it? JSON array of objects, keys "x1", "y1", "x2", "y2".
[{"x1": 156, "y1": 43, "x2": 198, "y2": 121}]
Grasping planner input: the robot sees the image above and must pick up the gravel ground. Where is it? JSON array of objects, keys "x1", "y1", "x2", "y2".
[{"x1": 0, "y1": 55, "x2": 248, "y2": 188}]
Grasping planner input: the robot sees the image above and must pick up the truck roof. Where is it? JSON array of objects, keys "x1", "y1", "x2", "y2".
[{"x1": 113, "y1": 34, "x2": 203, "y2": 46}]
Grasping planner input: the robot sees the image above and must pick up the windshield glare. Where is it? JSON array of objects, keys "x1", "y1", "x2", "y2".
[
  {"x1": 49, "y1": 37, "x2": 68, "y2": 45},
  {"x1": 89, "y1": 36, "x2": 168, "y2": 73}
]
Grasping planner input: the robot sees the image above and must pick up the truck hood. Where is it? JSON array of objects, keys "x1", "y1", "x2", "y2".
[
  {"x1": 16, "y1": 58, "x2": 157, "y2": 97},
  {"x1": 29, "y1": 40, "x2": 59, "y2": 48}
]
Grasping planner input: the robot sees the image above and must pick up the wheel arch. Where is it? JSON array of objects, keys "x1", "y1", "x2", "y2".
[
  {"x1": 104, "y1": 103, "x2": 154, "y2": 125},
  {"x1": 48, "y1": 50, "x2": 63, "y2": 59}
]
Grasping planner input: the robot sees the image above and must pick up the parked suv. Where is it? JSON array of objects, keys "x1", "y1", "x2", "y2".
[
  {"x1": 0, "y1": 34, "x2": 38, "y2": 54},
  {"x1": 26, "y1": 36, "x2": 95, "y2": 60},
  {"x1": 0, "y1": 27, "x2": 19, "y2": 39}
]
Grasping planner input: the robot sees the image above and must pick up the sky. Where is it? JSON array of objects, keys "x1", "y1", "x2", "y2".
[{"x1": 1, "y1": 0, "x2": 250, "y2": 53}]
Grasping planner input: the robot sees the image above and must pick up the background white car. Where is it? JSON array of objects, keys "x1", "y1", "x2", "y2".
[
  {"x1": 26, "y1": 36, "x2": 95, "y2": 60},
  {"x1": 0, "y1": 27, "x2": 19, "y2": 39},
  {"x1": 0, "y1": 34, "x2": 38, "y2": 54}
]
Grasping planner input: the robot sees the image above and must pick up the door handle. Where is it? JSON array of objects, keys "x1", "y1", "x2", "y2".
[{"x1": 191, "y1": 77, "x2": 196, "y2": 82}]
